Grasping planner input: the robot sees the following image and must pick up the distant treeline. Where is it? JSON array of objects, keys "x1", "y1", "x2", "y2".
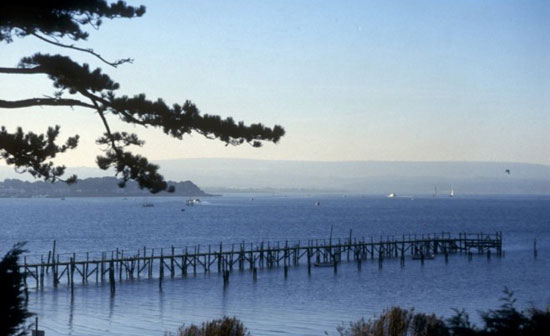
[{"x1": 0, "y1": 177, "x2": 210, "y2": 198}]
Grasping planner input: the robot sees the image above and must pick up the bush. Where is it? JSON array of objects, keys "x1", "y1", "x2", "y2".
[
  {"x1": 336, "y1": 307, "x2": 448, "y2": 336},
  {"x1": 171, "y1": 289, "x2": 550, "y2": 336},
  {"x1": 475, "y1": 287, "x2": 550, "y2": 336},
  {"x1": 337, "y1": 288, "x2": 550, "y2": 336},
  {"x1": 175, "y1": 316, "x2": 249, "y2": 336}
]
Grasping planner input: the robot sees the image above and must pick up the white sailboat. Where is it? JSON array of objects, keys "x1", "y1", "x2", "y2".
[{"x1": 450, "y1": 188, "x2": 454, "y2": 197}]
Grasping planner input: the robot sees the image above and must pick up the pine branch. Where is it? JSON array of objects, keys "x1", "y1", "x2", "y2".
[
  {"x1": 0, "y1": 66, "x2": 44, "y2": 74},
  {"x1": 31, "y1": 32, "x2": 132, "y2": 68},
  {"x1": 0, "y1": 98, "x2": 95, "y2": 109}
]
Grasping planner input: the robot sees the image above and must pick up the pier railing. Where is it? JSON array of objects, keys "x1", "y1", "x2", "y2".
[{"x1": 20, "y1": 231, "x2": 502, "y2": 291}]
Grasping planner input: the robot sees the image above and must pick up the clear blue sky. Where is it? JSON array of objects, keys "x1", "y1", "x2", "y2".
[{"x1": 1, "y1": 0, "x2": 549, "y2": 167}]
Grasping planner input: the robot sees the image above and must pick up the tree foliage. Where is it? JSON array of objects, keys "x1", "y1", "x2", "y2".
[
  {"x1": 0, "y1": 242, "x2": 33, "y2": 336},
  {"x1": 0, "y1": 1, "x2": 285, "y2": 193},
  {"x1": 335, "y1": 289, "x2": 550, "y2": 336}
]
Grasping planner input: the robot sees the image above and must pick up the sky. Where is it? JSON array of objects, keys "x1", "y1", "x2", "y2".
[{"x1": 1, "y1": 0, "x2": 549, "y2": 168}]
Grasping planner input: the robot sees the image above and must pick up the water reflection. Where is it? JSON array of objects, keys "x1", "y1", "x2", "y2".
[
  {"x1": 68, "y1": 292, "x2": 74, "y2": 333},
  {"x1": 109, "y1": 290, "x2": 115, "y2": 320}
]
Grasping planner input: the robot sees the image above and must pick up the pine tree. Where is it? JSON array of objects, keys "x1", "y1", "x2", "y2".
[
  {"x1": 0, "y1": 1, "x2": 285, "y2": 193},
  {"x1": 0, "y1": 243, "x2": 33, "y2": 336}
]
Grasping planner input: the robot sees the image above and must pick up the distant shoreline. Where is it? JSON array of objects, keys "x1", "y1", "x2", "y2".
[{"x1": 0, "y1": 176, "x2": 212, "y2": 198}]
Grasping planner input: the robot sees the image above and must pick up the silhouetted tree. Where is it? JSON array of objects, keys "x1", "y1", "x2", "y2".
[
  {"x1": 478, "y1": 287, "x2": 528, "y2": 336},
  {"x1": 0, "y1": 1, "x2": 285, "y2": 193},
  {"x1": 0, "y1": 243, "x2": 33, "y2": 336}
]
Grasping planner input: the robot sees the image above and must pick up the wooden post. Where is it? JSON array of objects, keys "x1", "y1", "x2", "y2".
[
  {"x1": 149, "y1": 248, "x2": 154, "y2": 278},
  {"x1": 109, "y1": 260, "x2": 115, "y2": 294},
  {"x1": 193, "y1": 245, "x2": 201, "y2": 275},
  {"x1": 85, "y1": 252, "x2": 89, "y2": 284},
  {"x1": 183, "y1": 248, "x2": 188, "y2": 276},
  {"x1": 259, "y1": 242, "x2": 264, "y2": 269},
  {"x1": 137, "y1": 249, "x2": 141, "y2": 278},
  {"x1": 100, "y1": 252, "x2": 105, "y2": 281},
  {"x1": 53, "y1": 254, "x2": 59, "y2": 288},
  {"x1": 347, "y1": 229, "x2": 352, "y2": 262},
  {"x1": 159, "y1": 250, "x2": 164, "y2": 288},
  {"x1": 370, "y1": 237, "x2": 374, "y2": 259},
  {"x1": 170, "y1": 246, "x2": 175, "y2": 278},
  {"x1": 46, "y1": 251, "x2": 51, "y2": 273},
  {"x1": 307, "y1": 248, "x2": 311, "y2": 275},
  {"x1": 209, "y1": 245, "x2": 213, "y2": 273},
  {"x1": 118, "y1": 252, "x2": 124, "y2": 281},
  {"x1": 39, "y1": 256, "x2": 44, "y2": 289},
  {"x1": 52, "y1": 240, "x2": 56, "y2": 267},
  {"x1": 70, "y1": 257, "x2": 75, "y2": 291}
]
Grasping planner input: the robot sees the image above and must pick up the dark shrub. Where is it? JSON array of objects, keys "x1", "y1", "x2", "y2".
[
  {"x1": 175, "y1": 316, "x2": 249, "y2": 336},
  {"x1": 0, "y1": 242, "x2": 33, "y2": 336},
  {"x1": 337, "y1": 307, "x2": 448, "y2": 336}
]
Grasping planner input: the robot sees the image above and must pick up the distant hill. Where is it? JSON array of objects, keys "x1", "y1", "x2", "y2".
[
  {"x1": 0, "y1": 177, "x2": 210, "y2": 198},
  {"x1": 153, "y1": 159, "x2": 550, "y2": 195},
  {"x1": 1, "y1": 159, "x2": 549, "y2": 195}
]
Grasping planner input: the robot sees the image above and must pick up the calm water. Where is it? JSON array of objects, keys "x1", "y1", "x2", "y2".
[{"x1": 1, "y1": 195, "x2": 550, "y2": 335}]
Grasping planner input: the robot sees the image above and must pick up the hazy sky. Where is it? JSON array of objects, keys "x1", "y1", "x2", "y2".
[{"x1": 1, "y1": 0, "x2": 549, "y2": 167}]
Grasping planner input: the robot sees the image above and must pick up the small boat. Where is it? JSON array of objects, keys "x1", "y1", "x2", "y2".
[
  {"x1": 387, "y1": 193, "x2": 396, "y2": 198},
  {"x1": 186, "y1": 198, "x2": 201, "y2": 206},
  {"x1": 450, "y1": 188, "x2": 454, "y2": 197},
  {"x1": 142, "y1": 203, "x2": 154, "y2": 208}
]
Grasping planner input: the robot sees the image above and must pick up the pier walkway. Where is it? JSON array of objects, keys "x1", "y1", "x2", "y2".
[{"x1": 20, "y1": 232, "x2": 502, "y2": 291}]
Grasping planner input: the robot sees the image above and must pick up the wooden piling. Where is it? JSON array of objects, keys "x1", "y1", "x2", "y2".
[
  {"x1": 53, "y1": 254, "x2": 59, "y2": 288},
  {"x1": 46, "y1": 251, "x2": 51, "y2": 273},
  {"x1": 109, "y1": 260, "x2": 115, "y2": 294},
  {"x1": 170, "y1": 246, "x2": 175, "y2": 278},
  {"x1": 70, "y1": 257, "x2": 75, "y2": 291},
  {"x1": 39, "y1": 256, "x2": 44, "y2": 289}
]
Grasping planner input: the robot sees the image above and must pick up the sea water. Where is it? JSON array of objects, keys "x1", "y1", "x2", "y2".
[{"x1": 1, "y1": 195, "x2": 549, "y2": 335}]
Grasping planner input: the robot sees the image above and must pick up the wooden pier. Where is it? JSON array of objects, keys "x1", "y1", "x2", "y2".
[{"x1": 20, "y1": 232, "x2": 502, "y2": 292}]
